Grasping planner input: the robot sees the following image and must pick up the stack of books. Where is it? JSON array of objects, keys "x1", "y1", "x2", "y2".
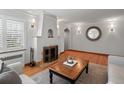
[{"x1": 63, "y1": 60, "x2": 77, "y2": 67}]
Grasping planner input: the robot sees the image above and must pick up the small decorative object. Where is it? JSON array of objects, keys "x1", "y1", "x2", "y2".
[
  {"x1": 67, "y1": 56, "x2": 75, "y2": 64},
  {"x1": 63, "y1": 56, "x2": 77, "y2": 67},
  {"x1": 48, "y1": 29, "x2": 53, "y2": 38},
  {"x1": 86, "y1": 26, "x2": 102, "y2": 41}
]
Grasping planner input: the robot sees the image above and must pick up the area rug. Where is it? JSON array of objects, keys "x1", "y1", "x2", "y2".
[{"x1": 31, "y1": 63, "x2": 108, "y2": 84}]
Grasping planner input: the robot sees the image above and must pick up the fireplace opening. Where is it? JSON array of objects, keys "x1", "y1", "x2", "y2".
[{"x1": 43, "y1": 45, "x2": 58, "y2": 62}]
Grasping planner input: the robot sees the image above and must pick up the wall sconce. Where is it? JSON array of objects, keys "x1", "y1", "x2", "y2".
[
  {"x1": 76, "y1": 25, "x2": 82, "y2": 35},
  {"x1": 110, "y1": 22, "x2": 115, "y2": 32},
  {"x1": 31, "y1": 18, "x2": 36, "y2": 28},
  {"x1": 110, "y1": 28, "x2": 114, "y2": 32},
  {"x1": 57, "y1": 25, "x2": 59, "y2": 29}
]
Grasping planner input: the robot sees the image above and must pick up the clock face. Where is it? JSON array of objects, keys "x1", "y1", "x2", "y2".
[{"x1": 86, "y1": 26, "x2": 101, "y2": 41}]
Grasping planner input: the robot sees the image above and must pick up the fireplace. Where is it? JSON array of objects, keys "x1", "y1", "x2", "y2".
[{"x1": 43, "y1": 45, "x2": 58, "y2": 62}]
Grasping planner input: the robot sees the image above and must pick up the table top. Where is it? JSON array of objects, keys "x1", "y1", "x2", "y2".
[{"x1": 49, "y1": 56, "x2": 88, "y2": 80}]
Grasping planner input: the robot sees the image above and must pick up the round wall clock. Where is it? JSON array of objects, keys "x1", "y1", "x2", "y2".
[{"x1": 86, "y1": 26, "x2": 102, "y2": 41}]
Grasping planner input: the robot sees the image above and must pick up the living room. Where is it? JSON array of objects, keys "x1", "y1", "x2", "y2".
[{"x1": 0, "y1": 9, "x2": 124, "y2": 84}]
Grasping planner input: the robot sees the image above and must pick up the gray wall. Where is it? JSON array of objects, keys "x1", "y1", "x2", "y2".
[{"x1": 65, "y1": 21, "x2": 124, "y2": 56}]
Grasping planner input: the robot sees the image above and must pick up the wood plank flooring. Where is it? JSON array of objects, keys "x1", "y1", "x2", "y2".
[
  {"x1": 24, "y1": 50, "x2": 108, "y2": 76},
  {"x1": 24, "y1": 61, "x2": 56, "y2": 76},
  {"x1": 64, "y1": 50, "x2": 108, "y2": 65}
]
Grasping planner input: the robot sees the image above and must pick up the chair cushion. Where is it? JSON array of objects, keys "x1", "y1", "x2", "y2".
[
  {"x1": 7, "y1": 62, "x2": 23, "y2": 75},
  {"x1": 20, "y1": 74, "x2": 36, "y2": 84}
]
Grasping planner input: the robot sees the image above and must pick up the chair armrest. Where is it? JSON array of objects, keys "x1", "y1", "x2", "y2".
[{"x1": 7, "y1": 62, "x2": 23, "y2": 75}]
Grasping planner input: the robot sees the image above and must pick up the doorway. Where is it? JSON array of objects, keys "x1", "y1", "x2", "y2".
[{"x1": 64, "y1": 28, "x2": 70, "y2": 50}]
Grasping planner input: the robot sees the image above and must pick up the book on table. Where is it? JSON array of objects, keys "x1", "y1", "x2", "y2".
[{"x1": 63, "y1": 60, "x2": 77, "y2": 67}]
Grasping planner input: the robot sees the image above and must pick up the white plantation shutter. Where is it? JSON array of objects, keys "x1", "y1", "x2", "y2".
[
  {"x1": 0, "y1": 19, "x2": 3, "y2": 48},
  {"x1": 6, "y1": 20, "x2": 24, "y2": 48}
]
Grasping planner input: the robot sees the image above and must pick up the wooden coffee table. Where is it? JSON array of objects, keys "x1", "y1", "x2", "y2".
[{"x1": 49, "y1": 58, "x2": 89, "y2": 84}]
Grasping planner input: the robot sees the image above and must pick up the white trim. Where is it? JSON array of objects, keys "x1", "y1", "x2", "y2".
[{"x1": 0, "y1": 14, "x2": 26, "y2": 22}]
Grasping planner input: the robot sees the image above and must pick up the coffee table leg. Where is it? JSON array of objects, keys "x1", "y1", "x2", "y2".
[
  {"x1": 49, "y1": 70, "x2": 53, "y2": 84},
  {"x1": 86, "y1": 64, "x2": 88, "y2": 74},
  {"x1": 70, "y1": 80, "x2": 75, "y2": 84}
]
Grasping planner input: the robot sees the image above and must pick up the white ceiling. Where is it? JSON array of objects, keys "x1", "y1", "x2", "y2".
[{"x1": 23, "y1": 9, "x2": 124, "y2": 23}]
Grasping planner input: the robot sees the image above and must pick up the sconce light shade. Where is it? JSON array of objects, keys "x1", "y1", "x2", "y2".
[
  {"x1": 31, "y1": 18, "x2": 36, "y2": 28},
  {"x1": 109, "y1": 22, "x2": 115, "y2": 32},
  {"x1": 77, "y1": 26, "x2": 81, "y2": 31},
  {"x1": 76, "y1": 25, "x2": 81, "y2": 35}
]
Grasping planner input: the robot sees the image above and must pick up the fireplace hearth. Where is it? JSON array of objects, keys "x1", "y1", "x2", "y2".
[{"x1": 43, "y1": 45, "x2": 58, "y2": 62}]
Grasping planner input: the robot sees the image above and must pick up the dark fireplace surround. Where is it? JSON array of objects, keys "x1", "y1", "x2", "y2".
[{"x1": 43, "y1": 45, "x2": 58, "y2": 62}]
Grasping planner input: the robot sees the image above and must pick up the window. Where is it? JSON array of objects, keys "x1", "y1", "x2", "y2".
[
  {"x1": 0, "y1": 16, "x2": 25, "y2": 52},
  {"x1": 6, "y1": 20, "x2": 24, "y2": 48}
]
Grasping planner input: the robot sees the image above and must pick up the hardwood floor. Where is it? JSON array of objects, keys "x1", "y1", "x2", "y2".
[
  {"x1": 24, "y1": 50, "x2": 108, "y2": 76},
  {"x1": 64, "y1": 50, "x2": 108, "y2": 65},
  {"x1": 24, "y1": 61, "x2": 56, "y2": 76}
]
